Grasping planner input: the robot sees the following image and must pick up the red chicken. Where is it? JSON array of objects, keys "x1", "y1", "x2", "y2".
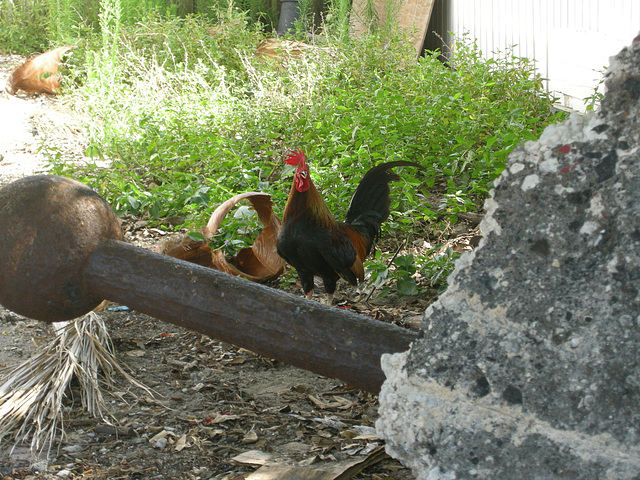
[{"x1": 276, "y1": 148, "x2": 419, "y2": 303}]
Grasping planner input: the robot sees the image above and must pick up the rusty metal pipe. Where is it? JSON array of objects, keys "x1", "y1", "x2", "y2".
[
  {"x1": 0, "y1": 175, "x2": 417, "y2": 393},
  {"x1": 86, "y1": 240, "x2": 417, "y2": 393}
]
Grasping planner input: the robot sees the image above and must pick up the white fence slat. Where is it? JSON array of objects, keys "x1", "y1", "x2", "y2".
[{"x1": 430, "y1": 0, "x2": 638, "y2": 111}]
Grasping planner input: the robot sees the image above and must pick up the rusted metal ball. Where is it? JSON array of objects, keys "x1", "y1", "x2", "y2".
[{"x1": 0, "y1": 175, "x2": 123, "y2": 322}]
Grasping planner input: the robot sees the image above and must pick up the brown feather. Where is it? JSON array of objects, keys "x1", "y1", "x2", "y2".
[
  {"x1": 342, "y1": 225, "x2": 367, "y2": 282},
  {"x1": 283, "y1": 179, "x2": 335, "y2": 229}
]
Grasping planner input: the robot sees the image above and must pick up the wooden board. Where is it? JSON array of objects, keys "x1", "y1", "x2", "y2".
[{"x1": 350, "y1": 0, "x2": 435, "y2": 57}]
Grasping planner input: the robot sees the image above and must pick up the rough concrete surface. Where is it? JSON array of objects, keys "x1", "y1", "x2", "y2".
[{"x1": 377, "y1": 37, "x2": 640, "y2": 479}]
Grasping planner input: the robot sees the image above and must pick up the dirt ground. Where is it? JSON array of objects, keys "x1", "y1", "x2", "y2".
[{"x1": 0, "y1": 54, "x2": 476, "y2": 480}]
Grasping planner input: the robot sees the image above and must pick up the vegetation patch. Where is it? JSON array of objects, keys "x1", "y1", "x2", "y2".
[{"x1": 1, "y1": 0, "x2": 566, "y2": 297}]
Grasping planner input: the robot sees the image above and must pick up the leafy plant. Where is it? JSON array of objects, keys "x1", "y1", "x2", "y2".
[
  {"x1": 393, "y1": 254, "x2": 419, "y2": 295},
  {"x1": 584, "y1": 66, "x2": 607, "y2": 112},
  {"x1": 421, "y1": 247, "x2": 458, "y2": 292},
  {"x1": 208, "y1": 204, "x2": 264, "y2": 256},
  {"x1": 0, "y1": 0, "x2": 50, "y2": 53},
  {"x1": 364, "y1": 251, "x2": 419, "y2": 298},
  {"x1": 364, "y1": 246, "x2": 459, "y2": 298},
  {"x1": 39, "y1": 14, "x2": 565, "y2": 295}
]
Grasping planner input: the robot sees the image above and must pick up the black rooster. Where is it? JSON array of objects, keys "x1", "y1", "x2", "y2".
[{"x1": 276, "y1": 148, "x2": 419, "y2": 303}]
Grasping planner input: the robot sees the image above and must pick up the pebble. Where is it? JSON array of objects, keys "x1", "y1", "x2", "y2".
[
  {"x1": 62, "y1": 445, "x2": 83, "y2": 453},
  {"x1": 153, "y1": 437, "x2": 168, "y2": 449}
]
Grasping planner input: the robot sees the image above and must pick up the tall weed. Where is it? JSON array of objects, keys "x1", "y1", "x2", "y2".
[{"x1": 0, "y1": 0, "x2": 50, "y2": 53}]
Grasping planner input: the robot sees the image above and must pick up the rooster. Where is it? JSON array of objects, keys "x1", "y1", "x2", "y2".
[{"x1": 276, "y1": 148, "x2": 419, "y2": 303}]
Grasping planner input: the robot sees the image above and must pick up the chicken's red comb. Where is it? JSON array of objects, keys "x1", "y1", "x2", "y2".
[{"x1": 284, "y1": 148, "x2": 306, "y2": 166}]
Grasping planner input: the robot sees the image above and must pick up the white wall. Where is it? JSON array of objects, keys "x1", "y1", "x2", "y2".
[{"x1": 424, "y1": 0, "x2": 640, "y2": 111}]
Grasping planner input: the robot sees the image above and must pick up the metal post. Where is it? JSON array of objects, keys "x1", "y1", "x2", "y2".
[
  {"x1": 85, "y1": 240, "x2": 418, "y2": 394},
  {"x1": 278, "y1": 0, "x2": 301, "y2": 35}
]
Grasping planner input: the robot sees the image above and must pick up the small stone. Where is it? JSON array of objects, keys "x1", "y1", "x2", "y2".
[
  {"x1": 582, "y1": 395, "x2": 596, "y2": 408},
  {"x1": 625, "y1": 375, "x2": 640, "y2": 387},
  {"x1": 153, "y1": 437, "x2": 168, "y2": 449},
  {"x1": 502, "y1": 385, "x2": 523, "y2": 405},
  {"x1": 618, "y1": 314, "x2": 632, "y2": 327},
  {"x1": 61, "y1": 445, "x2": 83, "y2": 454},
  {"x1": 521, "y1": 174, "x2": 539, "y2": 191}
]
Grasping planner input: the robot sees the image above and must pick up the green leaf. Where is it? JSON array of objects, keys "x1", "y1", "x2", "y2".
[
  {"x1": 127, "y1": 196, "x2": 140, "y2": 210},
  {"x1": 397, "y1": 276, "x2": 418, "y2": 296},
  {"x1": 394, "y1": 254, "x2": 416, "y2": 273},
  {"x1": 187, "y1": 231, "x2": 207, "y2": 242}
]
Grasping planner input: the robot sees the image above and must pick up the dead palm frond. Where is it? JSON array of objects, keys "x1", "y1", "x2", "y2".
[{"x1": 0, "y1": 307, "x2": 154, "y2": 455}]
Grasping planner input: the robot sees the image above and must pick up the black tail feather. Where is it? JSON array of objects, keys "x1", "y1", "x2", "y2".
[{"x1": 344, "y1": 160, "x2": 419, "y2": 252}]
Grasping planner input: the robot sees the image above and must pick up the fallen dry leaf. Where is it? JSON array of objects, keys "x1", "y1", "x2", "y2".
[
  {"x1": 159, "y1": 192, "x2": 284, "y2": 282},
  {"x1": 223, "y1": 356, "x2": 247, "y2": 365},
  {"x1": 200, "y1": 427, "x2": 225, "y2": 438},
  {"x1": 232, "y1": 449, "x2": 273, "y2": 465},
  {"x1": 308, "y1": 395, "x2": 356, "y2": 410},
  {"x1": 244, "y1": 445, "x2": 387, "y2": 480},
  {"x1": 125, "y1": 349, "x2": 145, "y2": 357},
  {"x1": 174, "y1": 434, "x2": 187, "y2": 451},
  {"x1": 242, "y1": 428, "x2": 259, "y2": 444},
  {"x1": 204, "y1": 413, "x2": 241, "y2": 424},
  {"x1": 149, "y1": 430, "x2": 174, "y2": 443},
  {"x1": 7, "y1": 46, "x2": 74, "y2": 95}
]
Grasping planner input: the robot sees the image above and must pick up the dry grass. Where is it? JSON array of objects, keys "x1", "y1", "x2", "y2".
[{"x1": 0, "y1": 307, "x2": 153, "y2": 455}]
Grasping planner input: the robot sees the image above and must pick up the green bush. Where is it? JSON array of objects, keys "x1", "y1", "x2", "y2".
[
  {"x1": 41, "y1": 15, "x2": 565, "y2": 295},
  {"x1": 0, "y1": 0, "x2": 50, "y2": 54}
]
